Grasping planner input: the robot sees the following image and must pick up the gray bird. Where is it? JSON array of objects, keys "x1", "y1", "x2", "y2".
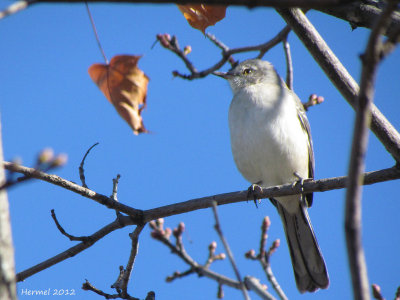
[{"x1": 214, "y1": 59, "x2": 329, "y2": 293}]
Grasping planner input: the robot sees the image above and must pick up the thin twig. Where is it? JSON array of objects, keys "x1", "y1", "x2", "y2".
[
  {"x1": 2, "y1": 161, "x2": 144, "y2": 223},
  {"x1": 79, "y1": 142, "x2": 99, "y2": 188},
  {"x1": 120, "y1": 224, "x2": 146, "y2": 296},
  {"x1": 282, "y1": 36, "x2": 293, "y2": 90},
  {"x1": 82, "y1": 279, "x2": 139, "y2": 300},
  {"x1": 16, "y1": 215, "x2": 135, "y2": 282},
  {"x1": 345, "y1": 2, "x2": 399, "y2": 300},
  {"x1": 85, "y1": 3, "x2": 108, "y2": 64},
  {"x1": 275, "y1": 7, "x2": 400, "y2": 163},
  {"x1": 158, "y1": 26, "x2": 291, "y2": 79},
  {"x1": 371, "y1": 284, "x2": 385, "y2": 300},
  {"x1": 246, "y1": 217, "x2": 286, "y2": 300},
  {"x1": 211, "y1": 201, "x2": 249, "y2": 300},
  {"x1": 302, "y1": 94, "x2": 324, "y2": 111},
  {"x1": 149, "y1": 220, "x2": 242, "y2": 289},
  {"x1": 51, "y1": 209, "x2": 92, "y2": 242}
]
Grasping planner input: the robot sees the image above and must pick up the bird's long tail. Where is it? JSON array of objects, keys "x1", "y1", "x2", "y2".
[{"x1": 275, "y1": 199, "x2": 329, "y2": 293}]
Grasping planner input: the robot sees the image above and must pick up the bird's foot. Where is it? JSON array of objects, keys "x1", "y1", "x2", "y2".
[
  {"x1": 292, "y1": 172, "x2": 305, "y2": 193},
  {"x1": 247, "y1": 183, "x2": 263, "y2": 208}
]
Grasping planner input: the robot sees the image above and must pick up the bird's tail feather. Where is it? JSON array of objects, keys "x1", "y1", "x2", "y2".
[{"x1": 276, "y1": 200, "x2": 329, "y2": 293}]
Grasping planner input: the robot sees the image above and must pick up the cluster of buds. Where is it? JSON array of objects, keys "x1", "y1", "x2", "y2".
[
  {"x1": 37, "y1": 148, "x2": 68, "y2": 169},
  {"x1": 206, "y1": 241, "x2": 226, "y2": 267},
  {"x1": 245, "y1": 249, "x2": 257, "y2": 259},
  {"x1": 267, "y1": 239, "x2": 280, "y2": 257},
  {"x1": 245, "y1": 216, "x2": 280, "y2": 261},
  {"x1": 156, "y1": 33, "x2": 173, "y2": 48},
  {"x1": 304, "y1": 94, "x2": 325, "y2": 111},
  {"x1": 309, "y1": 94, "x2": 324, "y2": 105},
  {"x1": 149, "y1": 218, "x2": 172, "y2": 241},
  {"x1": 156, "y1": 33, "x2": 192, "y2": 56}
]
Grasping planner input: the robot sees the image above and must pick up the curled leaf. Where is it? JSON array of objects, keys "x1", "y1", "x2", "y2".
[
  {"x1": 88, "y1": 55, "x2": 149, "y2": 135},
  {"x1": 177, "y1": 4, "x2": 226, "y2": 33}
]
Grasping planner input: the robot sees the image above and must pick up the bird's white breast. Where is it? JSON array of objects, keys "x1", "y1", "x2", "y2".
[{"x1": 228, "y1": 83, "x2": 309, "y2": 188}]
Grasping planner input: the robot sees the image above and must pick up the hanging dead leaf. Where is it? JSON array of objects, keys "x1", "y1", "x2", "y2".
[
  {"x1": 88, "y1": 55, "x2": 149, "y2": 135},
  {"x1": 177, "y1": 4, "x2": 226, "y2": 33}
]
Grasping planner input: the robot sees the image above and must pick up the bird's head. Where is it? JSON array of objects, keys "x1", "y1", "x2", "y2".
[{"x1": 213, "y1": 59, "x2": 279, "y2": 93}]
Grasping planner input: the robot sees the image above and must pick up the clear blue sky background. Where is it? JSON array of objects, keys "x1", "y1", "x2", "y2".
[{"x1": 1, "y1": 2, "x2": 400, "y2": 300}]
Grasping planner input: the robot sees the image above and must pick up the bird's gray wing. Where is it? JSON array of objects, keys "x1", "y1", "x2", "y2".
[{"x1": 293, "y1": 92, "x2": 315, "y2": 207}]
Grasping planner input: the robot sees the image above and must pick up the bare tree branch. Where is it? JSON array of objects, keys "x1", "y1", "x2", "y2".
[
  {"x1": 211, "y1": 202, "x2": 249, "y2": 300},
  {"x1": 82, "y1": 279, "x2": 140, "y2": 300},
  {"x1": 318, "y1": 1, "x2": 400, "y2": 37},
  {"x1": 3, "y1": 161, "x2": 400, "y2": 224},
  {"x1": 149, "y1": 220, "x2": 243, "y2": 290},
  {"x1": 143, "y1": 166, "x2": 400, "y2": 222},
  {"x1": 16, "y1": 215, "x2": 136, "y2": 282},
  {"x1": 282, "y1": 36, "x2": 293, "y2": 90},
  {"x1": 119, "y1": 224, "x2": 146, "y2": 296},
  {"x1": 157, "y1": 26, "x2": 290, "y2": 79},
  {"x1": 2, "y1": 161, "x2": 144, "y2": 223},
  {"x1": 275, "y1": 7, "x2": 400, "y2": 164},
  {"x1": 345, "y1": 2, "x2": 399, "y2": 300},
  {"x1": 79, "y1": 142, "x2": 99, "y2": 188},
  {"x1": 51, "y1": 209, "x2": 93, "y2": 242},
  {"x1": 245, "y1": 217, "x2": 286, "y2": 300}
]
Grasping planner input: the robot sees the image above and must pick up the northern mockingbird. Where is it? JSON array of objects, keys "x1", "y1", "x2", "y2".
[{"x1": 214, "y1": 59, "x2": 329, "y2": 293}]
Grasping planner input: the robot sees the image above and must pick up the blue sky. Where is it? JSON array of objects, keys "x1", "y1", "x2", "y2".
[{"x1": 1, "y1": 2, "x2": 400, "y2": 300}]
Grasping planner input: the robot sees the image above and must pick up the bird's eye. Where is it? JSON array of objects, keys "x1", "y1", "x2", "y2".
[{"x1": 242, "y1": 68, "x2": 252, "y2": 75}]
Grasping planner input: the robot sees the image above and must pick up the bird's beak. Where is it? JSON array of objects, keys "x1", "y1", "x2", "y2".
[{"x1": 212, "y1": 71, "x2": 233, "y2": 79}]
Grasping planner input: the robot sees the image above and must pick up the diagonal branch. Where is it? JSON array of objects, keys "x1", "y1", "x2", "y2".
[
  {"x1": 345, "y1": 2, "x2": 399, "y2": 300},
  {"x1": 211, "y1": 202, "x2": 249, "y2": 300},
  {"x1": 16, "y1": 215, "x2": 136, "y2": 282},
  {"x1": 120, "y1": 224, "x2": 146, "y2": 296},
  {"x1": 2, "y1": 161, "x2": 144, "y2": 223},
  {"x1": 275, "y1": 7, "x2": 400, "y2": 164}
]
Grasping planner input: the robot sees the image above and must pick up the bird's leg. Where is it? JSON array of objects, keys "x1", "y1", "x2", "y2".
[
  {"x1": 247, "y1": 181, "x2": 263, "y2": 207},
  {"x1": 293, "y1": 172, "x2": 307, "y2": 205},
  {"x1": 292, "y1": 172, "x2": 304, "y2": 192}
]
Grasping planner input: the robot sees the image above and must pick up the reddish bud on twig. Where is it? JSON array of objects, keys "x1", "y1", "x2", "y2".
[
  {"x1": 215, "y1": 253, "x2": 226, "y2": 260},
  {"x1": 183, "y1": 45, "x2": 192, "y2": 56},
  {"x1": 38, "y1": 148, "x2": 54, "y2": 164},
  {"x1": 164, "y1": 227, "x2": 172, "y2": 239},
  {"x1": 372, "y1": 284, "x2": 385, "y2": 300},
  {"x1": 209, "y1": 241, "x2": 217, "y2": 251},
  {"x1": 149, "y1": 220, "x2": 157, "y2": 230},
  {"x1": 150, "y1": 230, "x2": 164, "y2": 241},
  {"x1": 268, "y1": 239, "x2": 280, "y2": 256},
  {"x1": 52, "y1": 153, "x2": 68, "y2": 167},
  {"x1": 245, "y1": 249, "x2": 256, "y2": 259},
  {"x1": 157, "y1": 33, "x2": 171, "y2": 48},
  {"x1": 262, "y1": 216, "x2": 271, "y2": 232}
]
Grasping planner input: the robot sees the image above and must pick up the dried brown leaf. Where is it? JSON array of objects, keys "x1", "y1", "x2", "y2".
[
  {"x1": 88, "y1": 55, "x2": 149, "y2": 135},
  {"x1": 177, "y1": 4, "x2": 226, "y2": 33}
]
